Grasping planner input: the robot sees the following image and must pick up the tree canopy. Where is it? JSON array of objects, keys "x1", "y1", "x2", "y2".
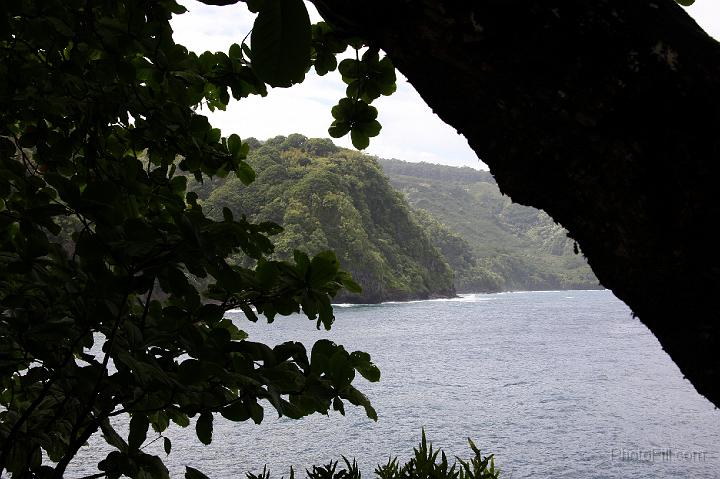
[
  {"x1": 201, "y1": 135, "x2": 456, "y2": 303},
  {"x1": 0, "y1": 1, "x2": 382, "y2": 477}
]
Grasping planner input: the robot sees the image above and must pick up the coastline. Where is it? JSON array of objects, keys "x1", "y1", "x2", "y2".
[{"x1": 332, "y1": 287, "x2": 609, "y2": 307}]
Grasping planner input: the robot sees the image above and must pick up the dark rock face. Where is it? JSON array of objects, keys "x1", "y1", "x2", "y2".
[{"x1": 313, "y1": 0, "x2": 720, "y2": 407}]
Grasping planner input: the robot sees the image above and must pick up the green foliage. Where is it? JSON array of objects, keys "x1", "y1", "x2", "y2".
[
  {"x1": 376, "y1": 430, "x2": 499, "y2": 479},
  {"x1": 306, "y1": 458, "x2": 360, "y2": 479},
  {"x1": 378, "y1": 159, "x2": 601, "y2": 292},
  {"x1": 327, "y1": 48, "x2": 396, "y2": 149},
  {"x1": 247, "y1": 465, "x2": 274, "y2": 479},
  {"x1": 0, "y1": 2, "x2": 379, "y2": 478},
  {"x1": 201, "y1": 136, "x2": 598, "y2": 299},
  {"x1": 339, "y1": 49, "x2": 397, "y2": 104},
  {"x1": 411, "y1": 210, "x2": 477, "y2": 274},
  {"x1": 328, "y1": 47, "x2": 396, "y2": 149},
  {"x1": 187, "y1": 466, "x2": 213, "y2": 479},
  {"x1": 199, "y1": 0, "x2": 396, "y2": 149},
  {"x1": 329, "y1": 98, "x2": 382, "y2": 150},
  {"x1": 251, "y1": 0, "x2": 312, "y2": 87},
  {"x1": 311, "y1": 23, "x2": 348, "y2": 76},
  {"x1": 201, "y1": 135, "x2": 456, "y2": 303},
  {"x1": 246, "y1": 431, "x2": 500, "y2": 479}
]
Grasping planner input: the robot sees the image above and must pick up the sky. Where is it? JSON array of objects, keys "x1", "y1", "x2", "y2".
[{"x1": 171, "y1": 1, "x2": 720, "y2": 170}]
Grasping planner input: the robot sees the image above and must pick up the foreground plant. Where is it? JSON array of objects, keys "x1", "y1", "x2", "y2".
[
  {"x1": 245, "y1": 431, "x2": 500, "y2": 479},
  {"x1": 0, "y1": 1, "x2": 379, "y2": 477}
]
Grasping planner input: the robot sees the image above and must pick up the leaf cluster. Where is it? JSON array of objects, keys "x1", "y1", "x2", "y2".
[
  {"x1": 328, "y1": 48, "x2": 396, "y2": 149},
  {"x1": 0, "y1": 1, "x2": 377, "y2": 478},
  {"x1": 374, "y1": 431, "x2": 499, "y2": 479},
  {"x1": 244, "y1": 431, "x2": 500, "y2": 479},
  {"x1": 221, "y1": 0, "x2": 396, "y2": 150}
]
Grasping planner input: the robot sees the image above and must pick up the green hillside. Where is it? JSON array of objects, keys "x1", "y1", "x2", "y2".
[
  {"x1": 378, "y1": 158, "x2": 600, "y2": 292},
  {"x1": 200, "y1": 135, "x2": 456, "y2": 303},
  {"x1": 196, "y1": 135, "x2": 599, "y2": 301}
]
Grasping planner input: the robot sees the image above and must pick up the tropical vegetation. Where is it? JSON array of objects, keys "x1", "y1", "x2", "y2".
[
  {"x1": 0, "y1": 1, "x2": 382, "y2": 477},
  {"x1": 199, "y1": 135, "x2": 455, "y2": 303},
  {"x1": 245, "y1": 431, "x2": 500, "y2": 479},
  {"x1": 380, "y1": 159, "x2": 600, "y2": 292},
  {"x1": 199, "y1": 135, "x2": 599, "y2": 303}
]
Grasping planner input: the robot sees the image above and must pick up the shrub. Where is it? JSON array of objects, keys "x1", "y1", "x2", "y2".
[{"x1": 246, "y1": 431, "x2": 500, "y2": 479}]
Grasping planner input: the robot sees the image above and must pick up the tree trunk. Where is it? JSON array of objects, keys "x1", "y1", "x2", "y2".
[{"x1": 312, "y1": 0, "x2": 720, "y2": 408}]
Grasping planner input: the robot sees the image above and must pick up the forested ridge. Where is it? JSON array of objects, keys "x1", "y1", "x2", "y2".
[
  {"x1": 198, "y1": 134, "x2": 456, "y2": 303},
  {"x1": 379, "y1": 159, "x2": 600, "y2": 292},
  {"x1": 198, "y1": 135, "x2": 600, "y2": 302}
]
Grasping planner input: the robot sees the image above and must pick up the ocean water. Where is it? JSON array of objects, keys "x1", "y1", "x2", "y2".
[{"x1": 71, "y1": 290, "x2": 720, "y2": 478}]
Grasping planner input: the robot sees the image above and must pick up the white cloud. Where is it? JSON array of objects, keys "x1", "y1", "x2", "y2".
[
  {"x1": 171, "y1": 2, "x2": 254, "y2": 53},
  {"x1": 171, "y1": 0, "x2": 486, "y2": 169},
  {"x1": 683, "y1": 2, "x2": 720, "y2": 40},
  {"x1": 170, "y1": 1, "x2": 720, "y2": 171}
]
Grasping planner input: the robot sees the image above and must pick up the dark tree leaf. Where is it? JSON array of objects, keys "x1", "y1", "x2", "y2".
[
  {"x1": 251, "y1": 0, "x2": 312, "y2": 87},
  {"x1": 186, "y1": 466, "x2": 212, "y2": 479},
  {"x1": 196, "y1": 411, "x2": 214, "y2": 445},
  {"x1": 129, "y1": 414, "x2": 150, "y2": 451}
]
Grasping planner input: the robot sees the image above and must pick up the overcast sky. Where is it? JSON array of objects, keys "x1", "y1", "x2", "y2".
[{"x1": 171, "y1": 2, "x2": 720, "y2": 170}]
